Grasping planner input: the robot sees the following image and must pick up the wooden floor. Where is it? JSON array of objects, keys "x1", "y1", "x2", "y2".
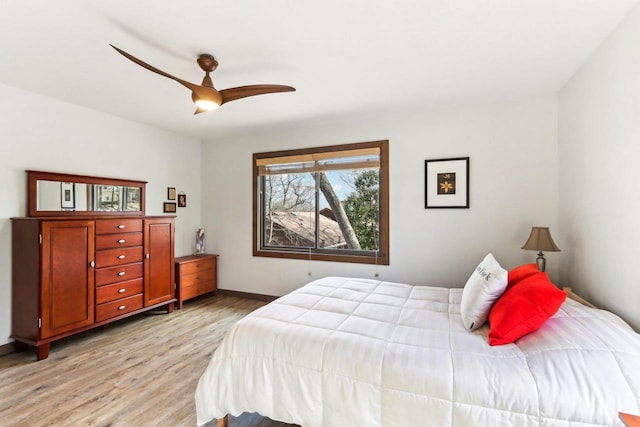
[{"x1": 0, "y1": 295, "x2": 300, "y2": 427}]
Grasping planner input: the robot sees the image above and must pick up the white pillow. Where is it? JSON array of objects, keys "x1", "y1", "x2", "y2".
[{"x1": 460, "y1": 253, "x2": 508, "y2": 331}]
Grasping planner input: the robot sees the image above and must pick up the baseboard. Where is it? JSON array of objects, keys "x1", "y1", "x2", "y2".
[
  {"x1": 218, "y1": 289, "x2": 279, "y2": 302},
  {"x1": 0, "y1": 342, "x2": 15, "y2": 357}
]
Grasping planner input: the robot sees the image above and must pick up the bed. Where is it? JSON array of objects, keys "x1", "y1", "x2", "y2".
[{"x1": 195, "y1": 276, "x2": 640, "y2": 426}]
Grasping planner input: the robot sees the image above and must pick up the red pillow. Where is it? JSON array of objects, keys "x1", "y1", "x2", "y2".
[
  {"x1": 506, "y1": 263, "x2": 539, "y2": 291},
  {"x1": 488, "y1": 272, "x2": 566, "y2": 346}
]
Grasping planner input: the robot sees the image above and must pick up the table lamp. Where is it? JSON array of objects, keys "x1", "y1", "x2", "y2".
[{"x1": 521, "y1": 226, "x2": 560, "y2": 272}]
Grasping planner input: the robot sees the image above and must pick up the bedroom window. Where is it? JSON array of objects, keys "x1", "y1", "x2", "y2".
[{"x1": 253, "y1": 140, "x2": 389, "y2": 265}]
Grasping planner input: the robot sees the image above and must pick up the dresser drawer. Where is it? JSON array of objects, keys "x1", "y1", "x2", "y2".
[
  {"x1": 95, "y1": 294, "x2": 143, "y2": 323},
  {"x1": 96, "y1": 232, "x2": 143, "y2": 250},
  {"x1": 181, "y1": 281, "x2": 215, "y2": 301},
  {"x1": 179, "y1": 258, "x2": 215, "y2": 275},
  {"x1": 95, "y1": 278, "x2": 143, "y2": 304},
  {"x1": 95, "y1": 219, "x2": 143, "y2": 235},
  {"x1": 95, "y1": 262, "x2": 143, "y2": 286},
  {"x1": 181, "y1": 269, "x2": 215, "y2": 287},
  {"x1": 96, "y1": 246, "x2": 143, "y2": 268}
]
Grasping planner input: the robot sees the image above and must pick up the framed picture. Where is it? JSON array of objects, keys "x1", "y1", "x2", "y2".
[
  {"x1": 60, "y1": 182, "x2": 75, "y2": 209},
  {"x1": 163, "y1": 202, "x2": 177, "y2": 213},
  {"x1": 167, "y1": 187, "x2": 176, "y2": 200},
  {"x1": 425, "y1": 157, "x2": 469, "y2": 208},
  {"x1": 177, "y1": 193, "x2": 187, "y2": 208}
]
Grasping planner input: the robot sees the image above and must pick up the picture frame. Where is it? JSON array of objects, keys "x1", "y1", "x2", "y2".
[
  {"x1": 167, "y1": 187, "x2": 176, "y2": 200},
  {"x1": 425, "y1": 157, "x2": 469, "y2": 208},
  {"x1": 60, "y1": 182, "x2": 75, "y2": 209},
  {"x1": 177, "y1": 192, "x2": 187, "y2": 208},
  {"x1": 163, "y1": 202, "x2": 177, "y2": 213}
]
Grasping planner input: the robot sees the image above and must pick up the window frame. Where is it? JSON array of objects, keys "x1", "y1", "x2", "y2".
[{"x1": 253, "y1": 140, "x2": 389, "y2": 265}]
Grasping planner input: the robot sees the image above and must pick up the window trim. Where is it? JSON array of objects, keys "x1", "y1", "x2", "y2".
[{"x1": 253, "y1": 140, "x2": 389, "y2": 265}]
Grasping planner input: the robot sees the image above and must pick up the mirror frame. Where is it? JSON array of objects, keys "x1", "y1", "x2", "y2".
[{"x1": 27, "y1": 170, "x2": 147, "y2": 217}]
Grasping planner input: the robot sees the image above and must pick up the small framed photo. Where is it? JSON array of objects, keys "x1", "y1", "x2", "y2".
[
  {"x1": 167, "y1": 187, "x2": 176, "y2": 200},
  {"x1": 425, "y1": 157, "x2": 469, "y2": 208},
  {"x1": 60, "y1": 182, "x2": 75, "y2": 209},
  {"x1": 163, "y1": 202, "x2": 177, "y2": 213},
  {"x1": 177, "y1": 193, "x2": 187, "y2": 208}
]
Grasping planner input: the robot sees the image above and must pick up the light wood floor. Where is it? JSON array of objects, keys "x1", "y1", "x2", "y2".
[{"x1": 0, "y1": 295, "x2": 300, "y2": 427}]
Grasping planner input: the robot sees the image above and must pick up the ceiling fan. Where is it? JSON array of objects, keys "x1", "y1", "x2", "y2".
[{"x1": 110, "y1": 45, "x2": 295, "y2": 114}]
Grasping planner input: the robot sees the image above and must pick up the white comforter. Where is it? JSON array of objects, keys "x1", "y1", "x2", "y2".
[{"x1": 195, "y1": 277, "x2": 640, "y2": 426}]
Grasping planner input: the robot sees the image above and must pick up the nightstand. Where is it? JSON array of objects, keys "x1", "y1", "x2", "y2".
[{"x1": 175, "y1": 254, "x2": 218, "y2": 309}]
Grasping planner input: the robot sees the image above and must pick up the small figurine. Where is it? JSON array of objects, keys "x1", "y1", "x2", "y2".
[{"x1": 195, "y1": 228, "x2": 205, "y2": 255}]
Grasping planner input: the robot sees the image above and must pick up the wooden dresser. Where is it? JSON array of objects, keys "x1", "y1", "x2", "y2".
[
  {"x1": 175, "y1": 254, "x2": 218, "y2": 308},
  {"x1": 11, "y1": 170, "x2": 176, "y2": 361},
  {"x1": 12, "y1": 216, "x2": 175, "y2": 360}
]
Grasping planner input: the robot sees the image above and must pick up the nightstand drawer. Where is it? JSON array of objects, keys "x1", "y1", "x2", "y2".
[
  {"x1": 180, "y1": 258, "x2": 215, "y2": 275},
  {"x1": 181, "y1": 281, "x2": 215, "y2": 301},
  {"x1": 181, "y1": 269, "x2": 215, "y2": 287},
  {"x1": 96, "y1": 278, "x2": 144, "y2": 304},
  {"x1": 96, "y1": 294, "x2": 143, "y2": 323}
]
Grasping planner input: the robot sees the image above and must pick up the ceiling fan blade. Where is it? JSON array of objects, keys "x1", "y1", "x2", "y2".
[
  {"x1": 110, "y1": 44, "x2": 202, "y2": 93},
  {"x1": 220, "y1": 84, "x2": 295, "y2": 105}
]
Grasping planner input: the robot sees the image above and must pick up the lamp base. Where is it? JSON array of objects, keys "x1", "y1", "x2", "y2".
[{"x1": 536, "y1": 251, "x2": 546, "y2": 272}]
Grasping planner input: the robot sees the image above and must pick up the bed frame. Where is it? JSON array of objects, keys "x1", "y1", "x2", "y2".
[{"x1": 563, "y1": 287, "x2": 597, "y2": 309}]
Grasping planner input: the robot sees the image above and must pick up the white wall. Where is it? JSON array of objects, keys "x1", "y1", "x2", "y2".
[
  {"x1": 202, "y1": 96, "x2": 559, "y2": 297},
  {"x1": 0, "y1": 83, "x2": 203, "y2": 346},
  {"x1": 559, "y1": 2, "x2": 640, "y2": 330}
]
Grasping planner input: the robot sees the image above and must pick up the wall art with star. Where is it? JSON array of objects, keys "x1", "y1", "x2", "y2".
[{"x1": 425, "y1": 157, "x2": 469, "y2": 208}]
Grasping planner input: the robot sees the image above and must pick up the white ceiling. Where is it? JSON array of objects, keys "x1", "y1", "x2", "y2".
[{"x1": 0, "y1": 0, "x2": 637, "y2": 141}]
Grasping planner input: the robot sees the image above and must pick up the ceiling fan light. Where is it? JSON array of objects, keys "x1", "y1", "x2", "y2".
[{"x1": 194, "y1": 98, "x2": 220, "y2": 110}]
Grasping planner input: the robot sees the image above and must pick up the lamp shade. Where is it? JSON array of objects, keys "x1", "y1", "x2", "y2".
[{"x1": 521, "y1": 227, "x2": 561, "y2": 252}]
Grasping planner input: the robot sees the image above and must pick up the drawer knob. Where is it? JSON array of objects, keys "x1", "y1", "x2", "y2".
[
  {"x1": 117, "y1": 225, "x2": 125, "y2": 229},
  {"x1": 117, "y1": 239, "x2": 126, "y2": 243},
  {"x1": 118, "y1": 288, "x2": 126, "y2": 293},
  {"x1": 118, "y1": 305, "x2": 126, "y2": 310},
  {"x1": 117, "y1": 255, "x2": 126, "y2": 259},
  {"x1": 117, "y1": 271, "x2": 126, "y2": 276}
]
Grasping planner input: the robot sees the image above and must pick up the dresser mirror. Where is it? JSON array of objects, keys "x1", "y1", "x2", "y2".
[{"x1": 27, "y1": 170, "x2": 146, "y2": 216}]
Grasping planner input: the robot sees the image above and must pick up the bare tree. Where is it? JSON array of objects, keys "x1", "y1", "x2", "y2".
[
  {"x1": 268, "y1": 174, "x2": 313, "y2": 211},
  {"x1": 264, "y1": 174, "x2": 314, "y2": 245}
]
